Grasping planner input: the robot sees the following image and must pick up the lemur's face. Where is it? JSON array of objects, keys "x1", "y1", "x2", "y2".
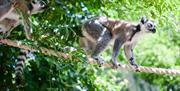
[
  {"x1": 29, "y1": 0, "x2": 48, "y2": 14},
  {"x1": 140, "y1": 17, "x2": 156, "y2": 33}
]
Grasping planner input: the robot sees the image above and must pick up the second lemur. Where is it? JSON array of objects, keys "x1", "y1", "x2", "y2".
[{"x1": 80, "y1": 17, "x2": 156, "y2": 69}]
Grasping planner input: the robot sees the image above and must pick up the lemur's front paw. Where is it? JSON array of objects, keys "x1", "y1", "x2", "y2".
[
  {"x1": 96, "y1": 58, "x2": 104, "y2": 67},
  {"x1": 133, "y1": 64, "x2": 140, "y2": 72},
  {"x1": 92, "y1": 56, "x2": 104, "y2": 67},
  {"x1": 112, "y1": 62, "x2": 121, "y2": 69},
  {"x1": 130, "y1": 62, "x2": 140, "y2": 72},
  {"x1": 129, "y1": 57, "x2": 140, "y2": 71}
]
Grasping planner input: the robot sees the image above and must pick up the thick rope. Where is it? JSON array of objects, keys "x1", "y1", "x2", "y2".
[
  {"x1": 89, "y1": 60, "x2": 180, "y2": 75},
  {"x1": 0, "y1": 39, "x2": 180, "y2": 75},
  {"x1": 0, "y1": 39, "x2": 69, "y2": 59}
]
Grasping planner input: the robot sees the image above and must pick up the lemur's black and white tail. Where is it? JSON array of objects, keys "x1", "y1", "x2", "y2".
[{"x1": 15, "y1": 49, "x2": 28, "y2": 85}]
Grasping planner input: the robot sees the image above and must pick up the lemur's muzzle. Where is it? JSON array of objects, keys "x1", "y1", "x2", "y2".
[{"x1": 150, "y1": 28, "x2": 156, "y2": 33}]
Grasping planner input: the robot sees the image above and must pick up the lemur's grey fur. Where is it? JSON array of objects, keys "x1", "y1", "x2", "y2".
[{"x1": 80, "y1": 17, "x2": 156, "y2": 69}]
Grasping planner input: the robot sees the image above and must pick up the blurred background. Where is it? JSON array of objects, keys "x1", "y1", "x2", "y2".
[{"x1": 0, "y1": 0, "x2": 179, "y2": 90}]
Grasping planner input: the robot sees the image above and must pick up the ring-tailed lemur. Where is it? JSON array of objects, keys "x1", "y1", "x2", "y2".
[
  {"x1": 80, "y1": 17, "x2": 156, "y2": 70},
  {"x1": 0, "y1": 0, "x2": 47, "y2": 85},
  {"x1": 0, "y1": 0, "x2": 48, "y2": 39}
]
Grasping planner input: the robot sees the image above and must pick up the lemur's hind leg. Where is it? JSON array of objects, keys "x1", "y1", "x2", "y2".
[
  {"x1": 91, "y1": 29, "x2": 112, "y2": 66},
  {"x1": 111, "y1": 38, "x2": 123, "y2": 68}
]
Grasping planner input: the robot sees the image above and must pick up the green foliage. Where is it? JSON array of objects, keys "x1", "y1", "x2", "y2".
[{"x1": 0, "y1": 0, "x2": 179, "y2": 91}]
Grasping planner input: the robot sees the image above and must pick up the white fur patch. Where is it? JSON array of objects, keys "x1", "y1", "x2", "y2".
[
  {"x1": 94, "y1": 20, "x2": 101, "y2": 25},
  {"x1": 124, "y1": 31, "x2": 145, "y2": 45},
  {"x1": 97, "y1": 27, "x2": 107, "y2": 42},
  {"x1": 18, "y1": 56, "x2": 26, "y2": 60},
  {"x1": 114, "y1": 23, "x2": 122, "y2": 29},
  {"x1": 15, "y1": 66, "x2": 23, "y2": 71},
  {"x1": 16, "y1": 61, "x2": 24, "y2": 65}
]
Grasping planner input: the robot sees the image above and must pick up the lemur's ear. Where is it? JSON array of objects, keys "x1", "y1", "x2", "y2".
[{"x1": 140, "y1": 17, "x2": 147, "y2": 24}]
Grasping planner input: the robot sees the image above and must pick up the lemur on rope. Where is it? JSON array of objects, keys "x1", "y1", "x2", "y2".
[
  {"x1": 0, "y1": 0, "x2": 47, "y2": 85},
  {"x1": 80, "y1": 16, "x2": 156, "y2": 70}
]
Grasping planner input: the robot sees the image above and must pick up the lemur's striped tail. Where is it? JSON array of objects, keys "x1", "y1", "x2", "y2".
[{"x1": 15, "y1": 49, "x2": 28, "y2": 85}]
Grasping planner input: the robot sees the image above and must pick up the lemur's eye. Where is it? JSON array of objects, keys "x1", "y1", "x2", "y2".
[
  {"x1": 148, "y1": 23, "x2": 153, "y2": 28},
  {"x1": 32, "y1": 0, "x2": 36, "y2": 4}
]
